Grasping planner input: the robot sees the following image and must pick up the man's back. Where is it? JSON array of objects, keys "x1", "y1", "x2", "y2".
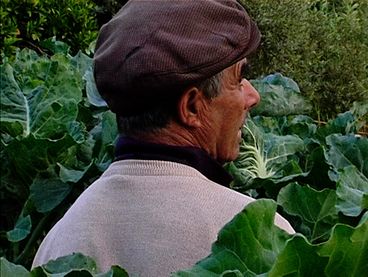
[{"x1": 33, "y1": 159, "x2": 294, "y2": 276}]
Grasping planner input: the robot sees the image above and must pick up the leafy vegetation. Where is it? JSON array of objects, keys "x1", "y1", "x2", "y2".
[
  {"x1": 0, "y1": 0, "x2": 98, "y2": 57},
  {"x1": 175, "y1": 200, "x2": 368, "y2": 276},
  {"x1": 0, "y1": 44, "x2": 118, "y2": 267},
  {"x1": 242, "y1": 0, "x2": 368, "y2": 120},
  {"x1": 228, "y1": 74, "x2": 367, "y2": 222},
  {"x1": 1, "y1": 46, "x2": 367, "y2": 275},
  {"x1": 0, "y1": 253, "x2": 128, "y2": 276}
]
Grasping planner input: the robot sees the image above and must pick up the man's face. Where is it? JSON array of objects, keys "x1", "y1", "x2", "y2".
[{"x1": 203, "y1": 59, "x2": 260, "y2": 163}]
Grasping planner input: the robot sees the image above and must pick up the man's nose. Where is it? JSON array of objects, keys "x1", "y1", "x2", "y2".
[{"x1": 242, "y1": 79, "x2": 260, "y2": 109}]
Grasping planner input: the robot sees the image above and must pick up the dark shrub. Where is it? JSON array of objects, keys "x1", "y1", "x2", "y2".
[
  {"x1": 242, "y1": 0, "x2": 368, "y2": 120},
  {"x1": 1, "y1": 0, "x2": 99, "y2": 56}
]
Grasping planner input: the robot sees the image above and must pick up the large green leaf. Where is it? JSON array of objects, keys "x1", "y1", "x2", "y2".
[
  {"x1": 264, "y1": 134, "x2": 304, "y2": 165},
  {"x1": 4, "y1": 136, "x2": 52, "y2": 184},
  {"x1": 284, "y1": 115, "x2": 317, "y2": 139},
  {"x1": 325, "y1": 134, "x2": 368, "y2": 181},
  {"x1": 336, "y1": 165, "x2": 368, "y2": 216},
  {"x1": 251, "y1": 115, "x2": 317, "y2": 139},
  {"x1": 100, "y1": 111, "x2": 119, "y2": 146},
  {"x1": 4, "y1": 135, "x2": 75, "y2": 184},
  {"x1": 277, "y1": 183, "x2": 338, "y2": 241},
  {"x1": 90, "y1": 111, "x2": 118, "y2": 171},
  {"x1": 30, "y1": 177, "x2": 72, "y2": 213},
  {"x1": 0, "y1": 257, "x2": 29, "y2": 277},
  {"x1": 27, "y1": 87, "x2": 79, "y2": 139},
  {"x1": 174, "y1": 200, "x2": 291, "y2": 276},
  {"x1": 58, "y1": 161, "x2": 93, "y2": 183},
  {"x1": 6, "y1": 215, "x2": 32, "y2": 242},
  {"x1": 360, "y1": 212, "x2": 368, "y2": 225},
  {"x1": 250, "y1": 73, "x2": 311, "y2": 116},
  {"x1": 67, "y1": 121, "x2": 89, "y2": 144},
  {"x1": 40, "y1": 37, "x2": 70, "y2": 55},
  {"x1": 303, "y1": 145, "x2": 335, "y2": 190},
  {"x1": 0, "y1": 64, "x2": 29, "y2": 137},
  {"x1": 267, "y1": 219, "x2": 368, "y2": 277},
  {"x1": 319, "y1": 221, "x2": 368, "y2": 277},
  {"x1": 249, "y1": 116, "x2": 284, "y2": 135},
  {"x1": 1, "y1": 49, "x2": 83, "y2": 140},
  {"x1": 38, "y1": 253, "x2": 97, "y2": 275},
  {"x1": 230, "y1": 120, "x2": 306, "y2": 192},
  {"x1": 33, "y1": 253, "x2": 129, "y2": 277},
  {"x1": 0, "y1": 254, "x2": 129, "y2": 277},
  {"x1": 0, "y1": 47, "x2": 118, "y2": 267},
  {"x1": 267, "y1": 235, "x2": 328, "y2": 277},
  {"x1": 84, "y1": 66, "x2": 107, "y2": 108},
  {"x1": 350, "y1": 101, "x2": 368, "y2": 131},
  {"x1": 71, "y1": 51, "x2": 93, "y2": 77},
  {"x1": 175, "y1": 203, "x2": 368, "y2": 276},
  {"x1": 316, "y1": 112, "x2": 357, "y2": 140}
]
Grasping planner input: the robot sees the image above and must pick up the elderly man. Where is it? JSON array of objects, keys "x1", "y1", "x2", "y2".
[{"x1": 33, "y1": 0, "x2": 294, "y2": 276}]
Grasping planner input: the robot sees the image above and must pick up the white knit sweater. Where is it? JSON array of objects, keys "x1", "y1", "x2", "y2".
[{"x1": 32, "y1": 160, "x2": 294, "y2": 276}]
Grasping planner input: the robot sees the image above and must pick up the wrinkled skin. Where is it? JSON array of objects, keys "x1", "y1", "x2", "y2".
[{"x1": 198, "y1": 59, "x2": 260, "y2": 163}]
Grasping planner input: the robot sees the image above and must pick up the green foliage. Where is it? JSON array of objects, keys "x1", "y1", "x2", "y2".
[
  {"x1": 0, "y1": 253, "x2": 129, "y2": 276},
  {"x1": 278, "y1": 183, "x2": 338, "y2": 242},
  {"x1": 175, "y1": 200, "x2": 291, "y2": 276},
  {"x1": 336, "y1": 166, "x2": 368, "y2": 217},
  {"x1": 226, "y1": 74, "x2": 367, "y2": 241},
  {"x1": 174, "y1": 200, "x2": 368, "y2": 276},
  {"x1": 1, "y1": 257, "x2": 29, "y2": 277},
  {"x1": 0, "y1": 0, "x2": 98, "y2": 57},
  {"x1": 325, "y1": 134, "x2": 368, "y2": 181},
  {"x1": 6, "y1": 216, "x2": 32, "y2": 243},
  {"x1": 250, "y1": 73, "x2": 312, "y2": 116},
  {"x1": 242, "y1": 0, "x2": 368, "y2": 120},
  {"x1": 0, "y1": 45, "x2": 117, "y2": 267}
]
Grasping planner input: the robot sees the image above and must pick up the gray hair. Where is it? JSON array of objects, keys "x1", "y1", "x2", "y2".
[
  {"x1": 197, "y1": 70, "x2": 223, "y2": 99},
  {"x1": 117, "y1": 71, "x2": 223, "y2": 136}
]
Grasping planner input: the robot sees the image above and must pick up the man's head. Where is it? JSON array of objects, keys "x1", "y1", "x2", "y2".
[{"x1": 93, "y1": 0, "x2": 261, "y2": 162}]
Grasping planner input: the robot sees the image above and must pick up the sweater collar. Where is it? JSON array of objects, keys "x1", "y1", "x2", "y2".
[{"x1": 114, "y1": 136, "x2": 233, "y2": 187}]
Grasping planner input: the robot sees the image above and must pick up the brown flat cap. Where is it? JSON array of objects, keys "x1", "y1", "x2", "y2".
[{"x1": 94, "y1": 0, "x2": 261, "y2": 116}]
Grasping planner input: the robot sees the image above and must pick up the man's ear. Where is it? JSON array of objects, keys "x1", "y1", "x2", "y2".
[{"x1": 177, "y1": 87, "x2": 206, "y2": 128}]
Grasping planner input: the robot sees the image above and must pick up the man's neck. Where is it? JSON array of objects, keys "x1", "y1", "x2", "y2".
[
  {"x1": 114, "y1": 135, "x2": 233, "y2": 187},
  {"x1": 132, "y1": 123, "x2": 202, "y2": 150}
]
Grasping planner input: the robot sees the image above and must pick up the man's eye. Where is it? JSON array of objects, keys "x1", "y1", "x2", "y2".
[{"x1": 240, "y1": 63, "x2": 251, "y2": 80}]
